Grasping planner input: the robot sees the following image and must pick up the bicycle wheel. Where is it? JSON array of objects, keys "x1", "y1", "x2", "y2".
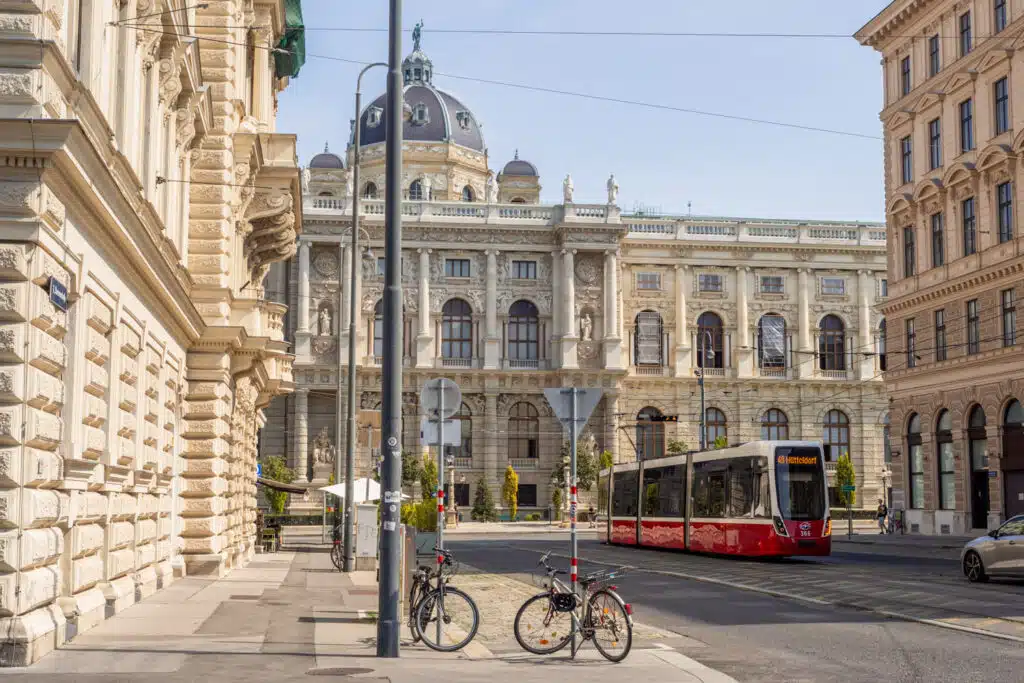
[
  {"x1": 513, "y1": 593, "x2": 572, "y2": 655},
  {"x1": 588, "y1": 590, "x2": 632, "y2": 662},
  {"x1": 330, "y1": 543, "x2": 343, "y2": 571},
  {"x1": 408, "y1": 579, "x2": 425, "y2": 643},
  {"x1": 415, "y1": 586, "x2": 479, "y2": 652}
]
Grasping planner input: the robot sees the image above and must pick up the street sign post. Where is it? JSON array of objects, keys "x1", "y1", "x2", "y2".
[
  {"x1": 419, "y1": 417, "x2": 461, "y2": 446},
  {"x1": 422, "y1": 377, "x2": 460, "y2": 631},
  {"x1": 543, "y1": 387, "x2": 603, "y2": 657}
]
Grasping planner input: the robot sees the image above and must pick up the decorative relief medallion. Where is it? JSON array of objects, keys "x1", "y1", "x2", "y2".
[
  {"x1": 574, "y1": 257, "x2": 600, "y2": 286},
  {"x1": 313, "y1": 251, "x2": 339, "y2": 278},
  {"x1": 312, "y1": 337, "x2": 337, "y2": 355},
  {"x1": 577, "y1": 341, "x2": 600, "y2": 361}
]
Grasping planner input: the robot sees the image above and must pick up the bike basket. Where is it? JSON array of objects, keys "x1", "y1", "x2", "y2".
[{"x1": 551, "y1": 592, "x2": 578, "y2": 613}]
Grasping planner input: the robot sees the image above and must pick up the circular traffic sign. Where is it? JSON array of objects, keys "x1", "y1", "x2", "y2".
[{"x1": 420, "y1": 378, "x2": 462, "y2": 419}]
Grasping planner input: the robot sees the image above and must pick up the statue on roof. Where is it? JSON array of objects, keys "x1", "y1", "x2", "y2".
[{"x1": 413, "y1": 20, "x2": 424, "y2": 51}]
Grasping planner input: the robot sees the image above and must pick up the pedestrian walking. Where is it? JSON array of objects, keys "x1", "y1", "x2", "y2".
[
  {"x1": 876, "y1": 498, "x2": 888, "y2": 534},
  {"x1": 588, "y1": 504, "x2": 596, "y2": 528}
]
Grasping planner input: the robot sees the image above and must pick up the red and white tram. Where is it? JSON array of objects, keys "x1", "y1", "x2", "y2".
[{"x1": 598, "y1": 441, "x2": 831, "y2": 557}]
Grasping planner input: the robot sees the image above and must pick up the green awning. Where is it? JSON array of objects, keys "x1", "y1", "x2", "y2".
[{"x1": 274, "y1": 0, "x2": 306, "y2": 79}]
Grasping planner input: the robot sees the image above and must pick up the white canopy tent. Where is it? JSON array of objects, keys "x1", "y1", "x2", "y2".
[{"x1": 319, "y1": 479, "x2": 410, "y2": 504}]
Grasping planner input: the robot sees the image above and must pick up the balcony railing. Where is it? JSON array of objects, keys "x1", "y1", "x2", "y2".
[
  {"x1": 509, "y1": 458, "x2": 539, "y2": 470},
  {"x1": 506, "y1": 358, "x2": 543, "y2": 370},
  {"x1": 634, "y1": 365, "x2": 667, "y2": 376},
  {"x1": 700, "y1": 367, "x2": 727, "y2": 378},
  {"x1": 820, "y1": 369, "x2": 848, "y2": 380},
  {"x1": 825, "y1": 461, "x2": 838, "y2": 474},
  {"x1": 453, "y1": 457, "x2": 473, "y2": 469},
  {"x1": 439, "y1": 357, "x2": 475, "y2": 369},
  {"x1": 757, "y1": 367, "x2": 787, "y2": 378}
]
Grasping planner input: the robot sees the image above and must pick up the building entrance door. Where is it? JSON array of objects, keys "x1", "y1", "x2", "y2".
[
  {"x1": 1005, "y1": 470, "x2": 1024, "y2": 518},
  {"x1": 969, "y1": 433, "x2": 989, "y2": 529},
  {"x1": 1003, "y1": 420, "x2": 1024, "y2": 519}
]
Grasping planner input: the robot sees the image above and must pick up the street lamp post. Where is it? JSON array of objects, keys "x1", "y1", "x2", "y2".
[
  {"x1": 341, "y1": 60, "x2": 387, "y2": 574},
  {"x1": 698, "y1": 330, "x2": 715, "y2": 451}
]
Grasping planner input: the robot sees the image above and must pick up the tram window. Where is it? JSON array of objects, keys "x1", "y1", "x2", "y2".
[
  {"x1": 753, "y1": 466, "x2": 772, "y2": 518},
  {"x1": 643, "y1": 465, "x2": 684, "y2": 517},
  {"x1": 707, "y1": 471, "x2": 727, "y2": 517},
  {"x1": 612, "y1": 470, "x2": 639, "y2": 517},
  {"x1": 598, "y1": 475, "x2": 609, "y2": 515},
  {"x1": 692, "y1": 469, "x2": 711, "y2": 517},
  {"x1": 728, "y1": 461, "x2": 755, "y2": 518}
]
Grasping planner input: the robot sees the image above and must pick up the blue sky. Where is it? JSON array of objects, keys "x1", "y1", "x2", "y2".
[{"x1": 279, "y1": 1, "x2": 888, "y2": 221}]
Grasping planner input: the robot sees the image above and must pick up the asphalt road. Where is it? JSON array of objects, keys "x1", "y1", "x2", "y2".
[{"x1": 449, "y1": 535, "x2": 1024, "y2": 683}]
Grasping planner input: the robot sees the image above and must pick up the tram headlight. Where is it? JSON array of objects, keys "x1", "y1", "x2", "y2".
[
  {"x1": 824, "y1": 517, "x2": 832, "y2": 537},
  {"x1": 772, "y1": 516, "x2": 788, "y2": 537}
]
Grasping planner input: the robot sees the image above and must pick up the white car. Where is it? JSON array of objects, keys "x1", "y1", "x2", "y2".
[{"x1": 961, "y1": 514, "x2": 1024, "y2": 582}]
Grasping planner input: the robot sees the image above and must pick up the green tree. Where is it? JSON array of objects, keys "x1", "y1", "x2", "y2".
[
  {"x1": 551, "y1": 486, "x2": 563, "y2": 521},
  {"x1": 401, "y1": 450, "x2": 421, "y2": 489},
  {"x1": 550, "y1": 439, "x2": 599, "y2": 491},
  {"x1": 262, "y1": 456, "x2": 294, "y2": 514},
  {"x1": 712, "y1": 435, "x2": 728, "y2": 450},
  {"x1": 667, "y1": 439, "x2": 689, "y2": 455},
  {"x1": 502, "y1": 465, "x2": 520, "y2": 520},
  {"x1": 420, "y1": 453, "x2": 438, "y2": 501},
  {"x1": 835, "y1": 454, "x2": 856, "y2": 507},
  {"x1": 599, "y1": 450, "x2": 614, "y2": 470},
  {"x1": 472, "y1": 476, "x2": 498, "y2": 521}
]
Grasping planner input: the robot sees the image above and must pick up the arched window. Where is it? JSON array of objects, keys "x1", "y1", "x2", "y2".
[
  {"x1": 508, "y1": 402, "x2": 539, "y2": 460},
  {"x1": 822, "y1": 409, "x2": 849, "y2": 462},
  {"x1": 444, "y1": 402, "x2": 472, "y2": 462},
  {"x1": 634, "y1": 311, "x2": 664, "y2": 366},
  {"x1": 757, "y1": 314, "x2": 786, "y2": 369},
  {"x1": 878, "y1": 319, "x2": 887, "y2": 371},
  {"x1": 883, "y1": 412, "x2": 891, "y2": 464},
  {"x1": 441, "y1": 299, "x2": 473, "y2": 359},
  {"x1": 373, "y1": 299, "x2": 384, "y2": 358},
  {"x1": 1006, "y1": 399, "x2": 1024, "y2": 426},
  {"x1": 363, "y1": 182, "x2": 378, "y2": 199},
  {"x1": 461, "y1": 185, "x2": 475, "y2": 202},
  {"x1": 697, "y1": 312, "x2": 724, "y2": 369},
  {"x1": 936, "y1": 410, "x2": 954, "y2": 510},
  {"x1": 510, "y1": 197, "x2": 526, "y2": 204},
  {"x1": 968, "y1": 405, "x2": 989, "y2": 528},
  {"x1": 636, "y1": 407, "x2": 665, "y2": 460},
  {"x1": 761, "y1": 408, "x2": 789, "y2": 440},
  {"x1": 907, "y1": 413, "x2": 923, "y2": 509},
  {"x1": 508, "y1": 300, "x2": 539, "y2": 361},
  {"x1": 705, "y1": 408, "x2": 727, "y2": 447},
  {"x1": 819, "y1": 315, "x2": 846, "y2": 371},
  {"x1": 409, "y1": 180, "x2": 424, "y2": 201}
]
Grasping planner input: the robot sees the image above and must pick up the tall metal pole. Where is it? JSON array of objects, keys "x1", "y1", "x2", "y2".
[
  {"x1": 569, "y1": 387, "x2": 579, "y2": 656},
  {"x1": 377, "y1": 0, "x2": 403, "y2": 657},
  {"x1": 342, "y1": 61, "x2": 386, "y2": 574},
  {"x1": 434, "y1": 385, "x2": 444, "y2": 646},
  {"x1": 698, "y1": 331, "x2": 712, "y2": 451}
]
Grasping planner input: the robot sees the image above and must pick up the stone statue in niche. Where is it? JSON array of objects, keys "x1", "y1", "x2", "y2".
[
  {"x1": 486, "y1": 173, "x2": 498, "y2": 204},
  {"x1": 319, "y1": 307, "x2": 332, "y2": 336},
  {"x1": 345, "y1": 171, "x2": 354, "y2": 198},
  {"x1": 563, "y1": 174, "x2": 574, "y2": 203},
  {"x1": 580, "y1": 312, "x2": 593, "y2": 341},
  {"x1": 422, "y1": 175, "x2": 432, "y2": 200},
  {"x1": 312, "y1": 427, "x2": 335, "y2": 465},
  {"x1": 607, "y1": 174, "x2": 619, "y2": 204},
  {"x1": 301, "y1": 167, "x2": 310, "y2": 193}
]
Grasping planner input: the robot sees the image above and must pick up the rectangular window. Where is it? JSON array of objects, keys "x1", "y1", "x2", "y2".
[
  {"x1": 962, "y1": 196, "x2": 977, "y2": 256},
  {"x1": 935, "y1": 309, "x2": 947, "y2": 362},
  {"x1": 1003, "y1": 288, "x2": 1017, "y2": 347},
  {"x1": 698, "y1": 273, "x2": 723, "y2": 292},
  {"x1": 938, "y1": 438, "x2": 956, "y2": 510},
  {"x1": 445, "y1": 258, "x2": 471, "y2": 278},
  {"x1": 880, "y1": 279, "x2": 888, "y2": 297},
  {"x1": 901, "y1": 55, "x2": 912, "y2": 96},
  {"x1": 511, "y1": 260, "x2": 536, "y2": 279},
  {"x1": 636, "y1": 272, "x2": 661, "y2": 290},
  {"x1": 931, "y1": 212, "x2": 945, "y2": 267},
  {"x1": 906, "y1": 318, "x2": 916, "y2": 368},
  {"x1": 928, "y1": 118, "x2": 942, "y2": 169},
  {"x1": 759, "y1": 275, "x2": 784, "y2": 294},
  {"x1": 929, "y1": 34, "x2": 941, "y2": 76},
  {"x1": 903, "y1": 226, "x2": 916, "y2": 277},
  {"x1": 900, "y1": 135, "x2": 913, "y2": 184},
  {"x1": 960, "y1": 98, "x2": 974, "y2": 152},
  {"x1": 909, "y1": 442, "x2": 925, "y2": 508},
  {"x1": 821, "y1": 277, "x2": 846, "y2": 296},
  {"x1": 995, "y1": 77, "x2": 1010, "y2": 135},
  {"x1": 995, "y1": 0, "x2": 1008, "y2": 33},
  {"x1": 967, "y1": 299, "x2": 980, "y2": 355},
  {"x1": 998, "y1": 181, "x2": 1014, "y2": 242},
  {"x1": 516, "y1": 484, "x2": 538, "y2": 508},
  {"x1": 960, "y1": 11, "x2": 972, "y2": 57},
  {"x1": 376, "y1": 257, "x2": 386, "y2": 276}
]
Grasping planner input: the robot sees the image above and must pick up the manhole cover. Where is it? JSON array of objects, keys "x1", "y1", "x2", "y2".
[{"x1": 306, "y1": 667, "x2": 375, "y2": 676}]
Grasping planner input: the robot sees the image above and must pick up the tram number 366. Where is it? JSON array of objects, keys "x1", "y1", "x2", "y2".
[{"x1": 799, "y1": 529, "x2": 811, "y2": 537}]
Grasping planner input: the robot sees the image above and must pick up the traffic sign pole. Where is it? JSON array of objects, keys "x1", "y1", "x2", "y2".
[{"x1": 568, "y1": 387, "x2": 579, "y2": 657}]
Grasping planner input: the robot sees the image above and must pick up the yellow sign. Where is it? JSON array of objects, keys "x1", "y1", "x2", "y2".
[{"x1": 777, "y1": 454, "x2": 819, "y2": 466}]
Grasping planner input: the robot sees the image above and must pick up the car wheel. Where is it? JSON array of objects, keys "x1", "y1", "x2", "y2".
[{"x1": 963, "y1": 551, "x2": 988, "y2": 583}]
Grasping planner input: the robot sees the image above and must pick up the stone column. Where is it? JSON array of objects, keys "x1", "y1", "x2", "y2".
[
  {"x1": 416, "y1": 249, "x2": 433, "y2": 367},
  {"x1": 295, "y1": 241, "x2": 311, "y2": 359},
  {"x1": 341, "y1": 244, "x2": 352, "y2": 329},
  {"x1": 735, "y1": 266, "x2": 753, "y2": 378},
  {"x1": 252, "y1": 26, "x2": 273, "y2": 129},
  {"x1": 484, "y1": 250, "x2": 500, "y2": 368},
  {"x1": 605, "y1": 394, "x2": 620, "y2": 464},
  {"x1": 550, "y1": 250, "x2": 562, "y2": 365},
  {"x1": 797, "y1": 268, "x2": 813, "y2": 379},
  {"x1": 674, "y1": 265, "x2": 690, "y2": 376},
  {"x1": 295, "y1": 389, "x2": 310, "y2": 482},
  {"x1": 485, "y1": 393, "x2": 499, "y2": 495},
  {"x1": 562, "y1": 249, "x2": 578, "y2": 368},
  {"x1": 603, "y1": 250, "x2": 622, "y2": 369},
  {"x1": 858, "y1": 270, "x2": 874, "y2": 380}
]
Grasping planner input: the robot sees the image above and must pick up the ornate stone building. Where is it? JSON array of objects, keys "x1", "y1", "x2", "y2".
[
  {"x1": 0, "y1": 0, "x2": 303, "y2": 664},
  {"x1": 260, "y1": 39, "x2": 889, "y2": 519},
  {"x1": 858, "y1": 0, "x2": 1024, "y2": 534}
]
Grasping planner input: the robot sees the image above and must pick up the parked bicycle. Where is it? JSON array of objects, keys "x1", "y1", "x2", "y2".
[
  {"x1": 513, "y1": 550, "x2": 633, "y2": 662},
  {"x1": 409, "y1": 547, "x2": 480, "y2": 652},
  {"x1": 329, "y1": 523, "x2": 344, "y2": 570}
]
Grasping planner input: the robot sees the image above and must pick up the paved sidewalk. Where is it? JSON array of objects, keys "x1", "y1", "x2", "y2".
[{"x1": 0, "y1": 548, "x2": 735, "y2": 682}]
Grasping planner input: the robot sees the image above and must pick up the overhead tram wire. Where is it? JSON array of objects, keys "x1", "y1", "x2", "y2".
[{"x1": 114, "y1": 23, "x2": 882, "y2": 141}]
